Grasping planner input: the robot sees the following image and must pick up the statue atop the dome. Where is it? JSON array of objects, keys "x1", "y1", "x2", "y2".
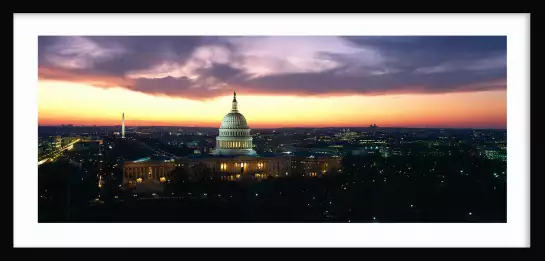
[{"x1": 232, "y1": 89, "x2": 238, "y2": 111}]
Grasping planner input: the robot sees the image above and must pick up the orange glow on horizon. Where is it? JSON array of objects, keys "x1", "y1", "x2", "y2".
[{"x1": 38, "y1": 80, "x2": 506, "y2": 129}]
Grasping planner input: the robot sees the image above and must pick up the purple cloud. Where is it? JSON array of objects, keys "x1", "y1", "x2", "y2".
[{"x1": 38, "y1": 36, "x2": 507, "y2": 100}]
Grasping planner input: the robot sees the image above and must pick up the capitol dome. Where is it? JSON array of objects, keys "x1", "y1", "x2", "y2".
[
  {"x1": 213, "y1": 91, "x2": 257, "y2": 156},
  {"x1": 220, "y1": 112, "x2": 249, "y2": 129}
]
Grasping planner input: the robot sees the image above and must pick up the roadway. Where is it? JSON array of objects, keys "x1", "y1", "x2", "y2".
[{"x1": 38, "y1": 139, "x2": 81, "y2": 165}]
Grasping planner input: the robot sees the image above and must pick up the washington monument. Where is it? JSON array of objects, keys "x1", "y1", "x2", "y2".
[{"x1": 122, "y1": 112, "x2": 125, "y2": 138}]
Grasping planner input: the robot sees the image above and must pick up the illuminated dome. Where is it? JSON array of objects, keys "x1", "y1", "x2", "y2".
[
  {"x1": 213, "y1": 91, "x2": 257, "y2": 156},
  {"x1": 220, "y1": 112, "x2": 249, "y2": 129}
]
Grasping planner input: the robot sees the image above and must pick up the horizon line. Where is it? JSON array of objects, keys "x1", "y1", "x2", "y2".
[{"x1": 38, "y1": 125, "x2": 507, "y2": 130}]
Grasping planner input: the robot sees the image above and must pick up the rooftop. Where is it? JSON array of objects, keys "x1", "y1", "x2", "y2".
[{"x1": 183, "y1": 151, "x2": 337, "y2": 160}]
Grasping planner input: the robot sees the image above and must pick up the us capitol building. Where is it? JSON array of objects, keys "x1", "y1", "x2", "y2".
[{"x1": 122, "y1": 91, "x2": 341, "y2": 190}]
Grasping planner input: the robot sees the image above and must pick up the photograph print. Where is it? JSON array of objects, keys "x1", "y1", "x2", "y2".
[{"x1": 37, "y1": 35, "x2": 507, "y2": 223}]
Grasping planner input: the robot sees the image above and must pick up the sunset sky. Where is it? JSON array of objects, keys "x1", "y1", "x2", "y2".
[{"x1": 38, "y1": 36, "x2": 507, "y2": 129}]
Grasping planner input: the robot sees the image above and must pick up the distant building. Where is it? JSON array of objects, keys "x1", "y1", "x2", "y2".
[
  {"x1": 379, "y1": 147, "x2": 390, "y2": 157},
  {"x1": 352, "y1": 146, "x2": 379, "y2": 155},
  {"x1": 481, "y1": 147, "x2": 507, "y2": 161},
  {"x1": 54, "y1": 136, "x2": 62, "y2": 149},
  {"x1": 307, "y1": 147, "x2": 339, "y2": 156},
  {"x1": 337, "y1": 130, "x2": 359, "y2": 141},
  {"x1": 122, "y1": 156, "x2": 176, "y2": 190},
  {"x1": 72, "y1": 140, "x2": 101, "y2": 151},
  {"x1": 290, "y1": 155, "x2": 341, "y2": 177},
  {"x1": 358, "y1": 139, "x2": 386, "y2": 146},
  {"x1": 186, "y1": 141, "x2": 199, "y2": 149},
  {"x1": 380, "y1": 147, "x2": 402, "y2": 157},
  {"x1": 61, "y1": 136, "x2": 78, "y2": 147}
]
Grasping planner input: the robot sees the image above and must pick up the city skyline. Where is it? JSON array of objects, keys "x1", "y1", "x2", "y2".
[{"x1": 38, "y1": 36, "x2": 507, "y2": 129}]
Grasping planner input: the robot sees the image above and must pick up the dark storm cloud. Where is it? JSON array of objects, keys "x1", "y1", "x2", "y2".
[
  {"x1": 130, "y1": 76, "x2": 231, "y2": 100},
  {"x1": 194, "y1": 63, "x2": 246, "y2": 80},
  {"x1": 342, "y1": 36, "x2": 507, "y2": 71},
  {"x1": 38, "y1": 36, "x2": 507, "y2": 100},
  {"x1": 236, "y1": 68, "x2": 505, "y2": 96}
]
